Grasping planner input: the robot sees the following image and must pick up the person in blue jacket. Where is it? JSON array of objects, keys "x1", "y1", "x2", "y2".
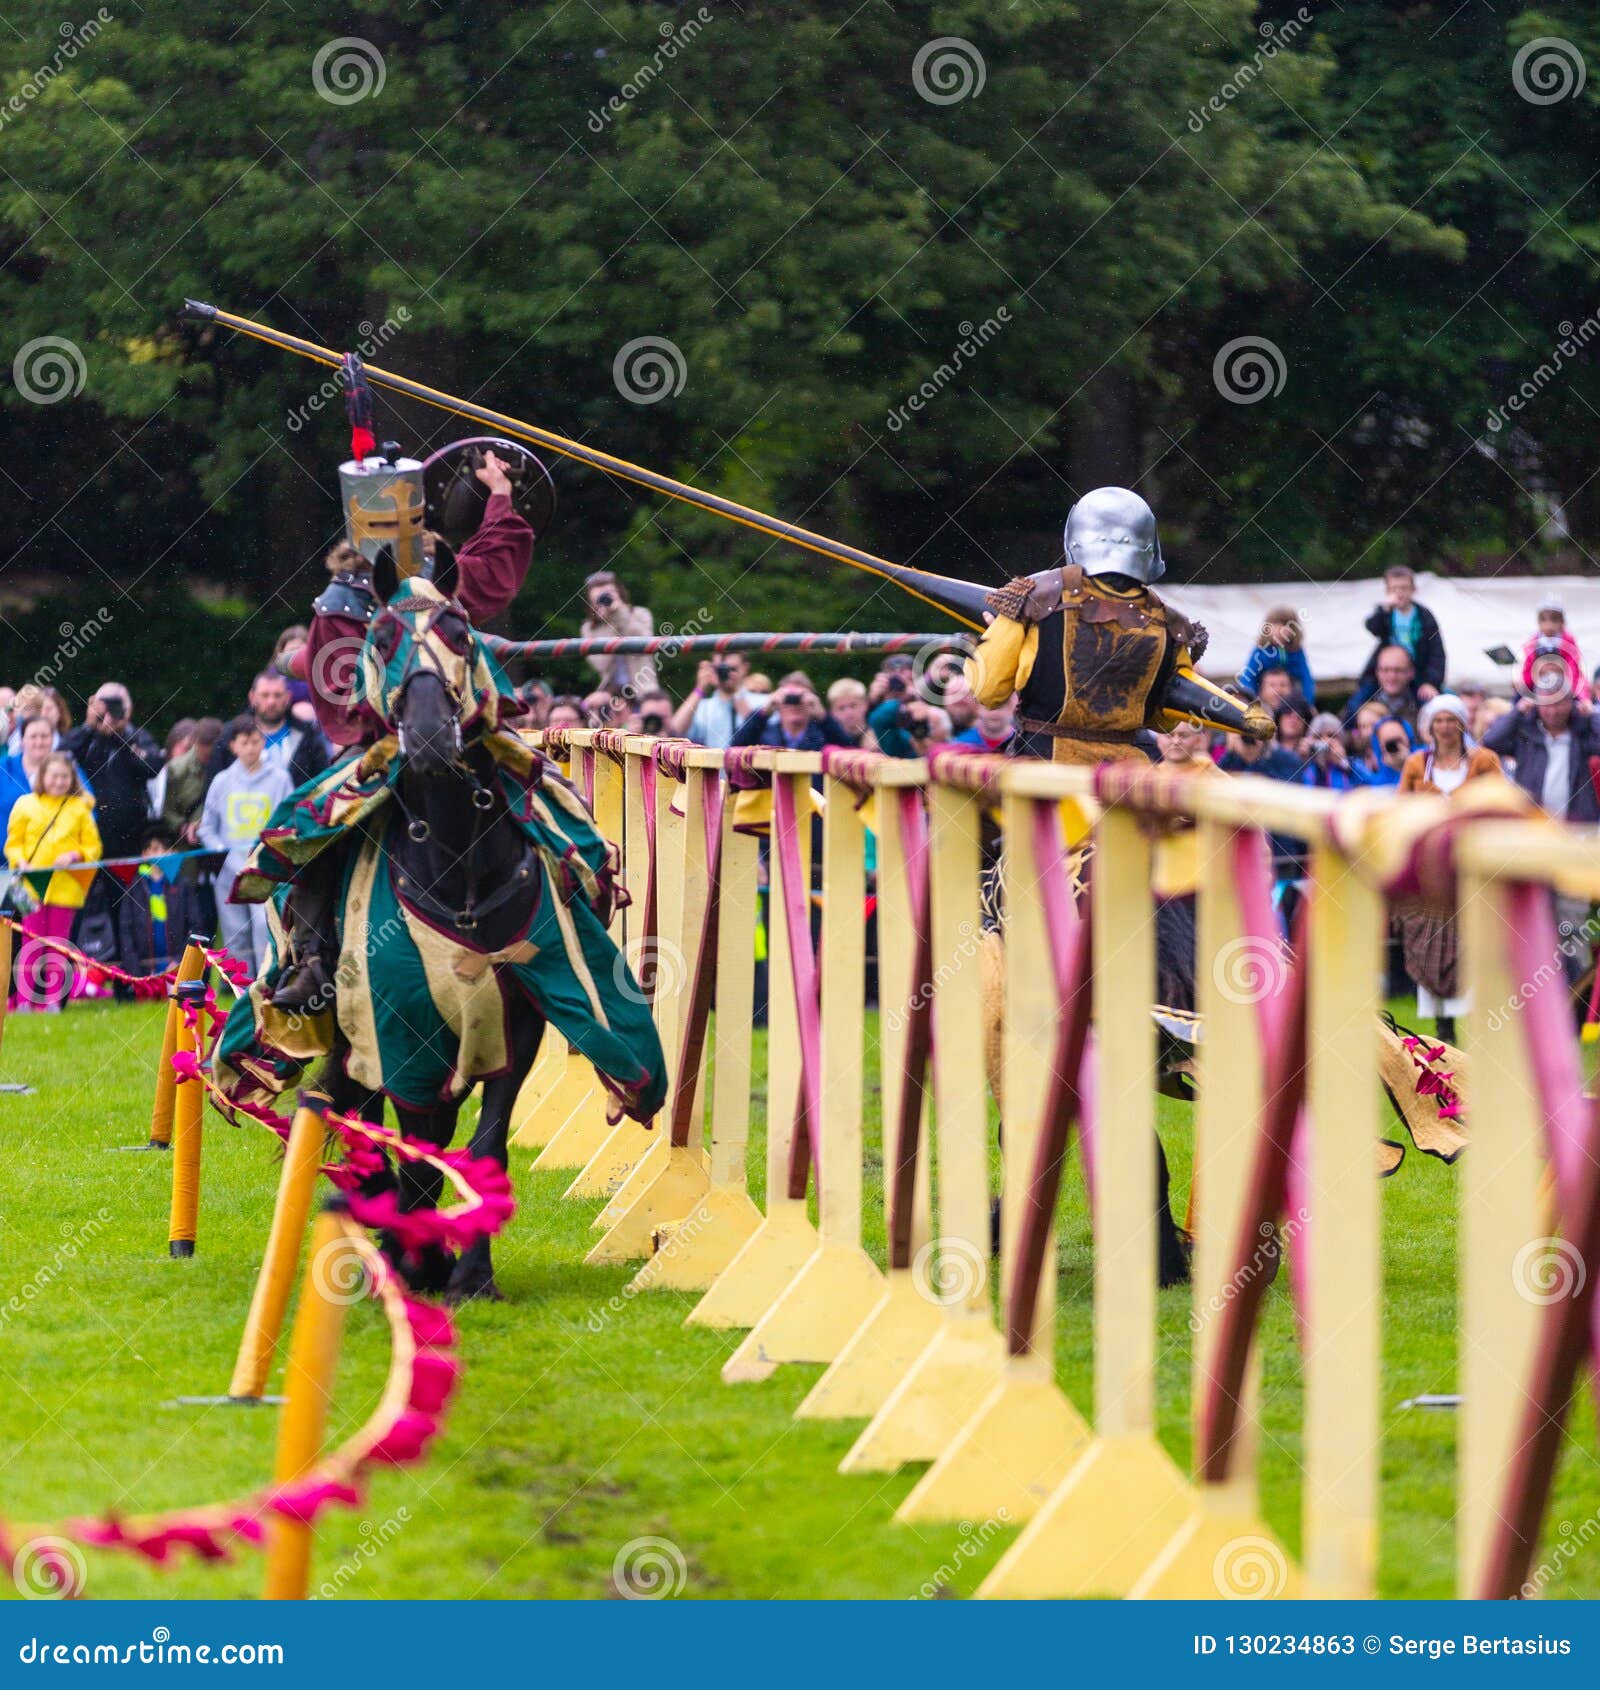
[{"x1": 1236, "y1": 605, "x2": 1314, "y2": 705}]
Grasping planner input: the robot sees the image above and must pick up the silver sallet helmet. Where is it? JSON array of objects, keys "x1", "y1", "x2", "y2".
[{"x1": 1063, "y1": 486, "x2": 1165, "y2": 584}]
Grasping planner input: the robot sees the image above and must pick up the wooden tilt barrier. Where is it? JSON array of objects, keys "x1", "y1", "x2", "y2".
[{"x1": 515, "y1": 728, "x2": 1600, "y2": 1600}]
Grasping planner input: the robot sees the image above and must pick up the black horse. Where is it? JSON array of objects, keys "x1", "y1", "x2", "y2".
[{"x1": 306, "y1": 583, "x2": 552, "y2": 1303}]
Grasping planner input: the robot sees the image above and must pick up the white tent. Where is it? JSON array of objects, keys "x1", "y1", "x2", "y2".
[{"x1": 1161, "y1": 572, "x2": 1594, "y2": 692}]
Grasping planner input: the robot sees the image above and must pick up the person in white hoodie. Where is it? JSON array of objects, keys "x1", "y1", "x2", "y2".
[{"x1": 201, "y1": 715, "x2": 292, "y2": 975}]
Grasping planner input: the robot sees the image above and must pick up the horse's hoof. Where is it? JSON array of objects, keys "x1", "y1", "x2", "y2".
[
  {"x1": 445, "y1": 1273, "x2": 504, "y2": 1305},
  {"x1": 382, "y1": 1235, "x2": 457, "y2": 1295}
]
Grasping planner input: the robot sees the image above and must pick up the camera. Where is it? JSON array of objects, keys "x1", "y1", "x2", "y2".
[
  {"x1": 101, "y1": 694, "x2": 126, "y2": 722},
  {"x1": 778, "y1": 689, "x2": 805, "y2": 707},
  {"x1": 713, "y1": 662, "x2": 735, "y2": 683},
  {"x1": 641, "y1": 712, "x2": 665, "y2": 735},
  {"x1": 885, "y1": 674, "x2": 908, "y2": 695},
  {"x1": 593, "y1": 590, "x2": 616, "y2": 611}
]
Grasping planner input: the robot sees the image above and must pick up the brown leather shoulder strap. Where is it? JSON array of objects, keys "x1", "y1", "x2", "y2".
[{"x1": 1061, "y1": 563, "x2": 1085, "y2": 598}]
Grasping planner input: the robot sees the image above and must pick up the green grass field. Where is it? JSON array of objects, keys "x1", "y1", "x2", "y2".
[{"x1": 0, "y1": 997, "x2": 1595, "y2": 1600}]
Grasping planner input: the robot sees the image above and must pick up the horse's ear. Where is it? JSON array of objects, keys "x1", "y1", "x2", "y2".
[
  {"x1": 372, "y1": 545, "x2": 399, "y2": 605},
  {"x1": 429, "y1": 539, "x2": 458, "y2": 598}
]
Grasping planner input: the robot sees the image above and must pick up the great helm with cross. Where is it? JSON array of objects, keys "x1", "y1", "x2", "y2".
[{"x1": 336, "y1": 353, "x2": 556, "y2": 582}]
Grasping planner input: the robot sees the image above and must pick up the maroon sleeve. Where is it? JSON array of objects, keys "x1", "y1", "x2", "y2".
[
  {"x1": 454, "y1": 492, "x2": 535, "y2": 623},
  {"x1": 292, "y1": 613, "x2": 383, "y2": 748}
]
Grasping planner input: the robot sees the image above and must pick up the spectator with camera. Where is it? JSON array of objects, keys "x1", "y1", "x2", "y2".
[
  {"x1": 671, "y1": 652, "x2": 769, "y2": 748},
  {"x1": 867, "y1": 665, "x2": 947, "y2": 759},
  {"x1": 730, "y1": 672, "x2": 853, "y2": 751},
  {"x1": 580, "y1": 571, "x2": 657, "y2": 698},
  {"x1": 63, "y1": 685, "x2": 163, "y2": 864}
]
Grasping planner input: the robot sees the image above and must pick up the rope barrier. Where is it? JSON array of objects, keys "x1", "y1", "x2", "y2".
[{"x1": 481, "y1": 630, "x2": 966, "y2": 660}]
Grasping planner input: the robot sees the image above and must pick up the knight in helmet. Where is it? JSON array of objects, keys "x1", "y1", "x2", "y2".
[
  {"x1": 263, "y1": 358, "x2": 549, "y2": 1013},
  {"x1": 966, "y1": 486, "x2": 1272, "y2": 762}
]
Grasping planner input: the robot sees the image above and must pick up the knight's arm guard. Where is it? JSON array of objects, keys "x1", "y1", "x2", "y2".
[{"x1": 1158, "y1": 659, "x2": 1274, "y2": 741}]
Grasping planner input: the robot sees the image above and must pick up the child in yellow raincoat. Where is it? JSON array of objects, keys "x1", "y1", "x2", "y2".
[{"x1": 5, "y1": 752, "x2": 101, "y2": 1010}]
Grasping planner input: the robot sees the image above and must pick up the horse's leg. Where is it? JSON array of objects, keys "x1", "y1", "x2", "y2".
[
  {"x1": 1155, "y1": 1133, "x2": 1191, "y2": 1288},
  {"x1": 446, "y1": 1005, "x2": 546, "y2": 1304},
  {"x1": 311, "y1": 1035, "x2": 391, "y2": 1197},
  {"x1": 388, "y1": 1100, "x2": 458, "y2": 1295}
]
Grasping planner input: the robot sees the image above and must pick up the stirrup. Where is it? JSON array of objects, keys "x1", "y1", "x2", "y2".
[{"x1": 267, "y1": 954, "x2": 335, "y2": 1015}]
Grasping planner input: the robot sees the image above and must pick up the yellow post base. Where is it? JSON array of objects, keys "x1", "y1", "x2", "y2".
[
  {"x1": 584, "y1": 1146, "x2": 707, "y2": 1266},
  {"x1": 626, "y1": 1184, "x2": 764, "y2": 1293},
  {"x1": 891, "y1": 1367, "x2": 1091, "y2": 1523},
  {"x1": 529, "y1": 1063, "x2": 615, "y2": 1171},
  {"x1": 564, "y1": 1120, "x2": 657, "y2": 1202},
  {"x1": 978, "y1": 1433, "x2": 1195, "y2": 1597},
  {"x1": 721, "y1": 1241, "x2": 883, "y2": 1383},
  {"x1": 508, "y1": 1028, "x2": 569, "y2": 1149},
  {"x1": 795, "y1": 1271, "x2": 944, "y2": 1422},
  {"x1": 845, "y1": 1313, "x2": 1006, "y2": 1477},
  {"x1": 1128, "y1": 1496, "x2": 1302, "y2": 1600},
  {"x1": 684, "y1": 1201, "x2": 817, "y2": 1330},
  {"x1": 592, "y1": 1135, "x2": 666, "y2": 1229}
]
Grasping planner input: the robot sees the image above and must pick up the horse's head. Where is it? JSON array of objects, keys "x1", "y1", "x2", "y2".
[{"x1": 361, "y1": 570, "x2": 505, "y2": 781}]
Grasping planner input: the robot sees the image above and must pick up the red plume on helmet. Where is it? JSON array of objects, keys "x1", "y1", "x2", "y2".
[{"x1": 342, "y1": 352, "x2": 376, "y2": 462}]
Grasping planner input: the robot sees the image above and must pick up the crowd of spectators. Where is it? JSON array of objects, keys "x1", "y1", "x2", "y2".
[{"x1": 1, "y1": 563, "x2": 1595, "y2": 1024}]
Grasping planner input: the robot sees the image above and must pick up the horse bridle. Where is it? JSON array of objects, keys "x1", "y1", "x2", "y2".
[{"x1": 378, "y1": 598, "x2": 534, "y2": 935}]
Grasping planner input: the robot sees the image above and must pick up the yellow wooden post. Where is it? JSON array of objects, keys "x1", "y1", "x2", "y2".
[
  {"x1": 261, "y1": 1206, "x2": 356, "y2": 1600},
  {"x1": 689, "y1": 755, "x2": 820, "y2": 1333},
  {"x1": 227, "y1": 1097, "x2": 331, "y2": 1401},
  {"x1": 148, "y1": 939, "x2": 208, "y2": 1148},
  {"x1": 900, "y1": 771, "x2": 1090, "y2": 1517},
  {"x1": 532, "y1": 742, "x2": 627, "y2": 1172},
  {"x1": 1133, "y1": 809, "x2": 1297, "y2": 1598},
  {"x1": 1301, "y1": 840, "x2": 1382, "y2": 1596},
  {"x1": 589, "y1": 758, "x2": 718, "y2": 1264},
  {"x1": 166, "y1": 982, "x2": 207, "y2": 1258},
  {"x1": 725, "y1": 762, "x2": 882, "y2": 1377},
  {"x1": 1457, "y1": 861, "x2": 1546, "y2": 1597},
  {"x1": 636, "y1": 783, "x2": 763, "y2": 1293},
  {"x1": 981, "y1": 803, "x2": 1192, "y2": 1591},
  {"x1": 802, "y1": 759, "x2": 944, "y2": 1422},
  {"x1": 587, "y1": 738, "x2": 672, "y2": 1219},
  {"x1": 854, "y1": 775, "x2": 1003, "y2": 1470}
]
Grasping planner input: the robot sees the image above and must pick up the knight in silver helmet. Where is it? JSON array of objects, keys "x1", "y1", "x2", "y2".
[
  {"x1": 1063, "y1": 485, "x2": 1165, "y2": 585},
  {"x1": 966, "y1": 483, "x2": 1269, "y2": 764}
]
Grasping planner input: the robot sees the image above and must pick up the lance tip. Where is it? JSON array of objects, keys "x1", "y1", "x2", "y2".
[{"x1": 179, "y1": 299, "x2": 217, "y2": 322}]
